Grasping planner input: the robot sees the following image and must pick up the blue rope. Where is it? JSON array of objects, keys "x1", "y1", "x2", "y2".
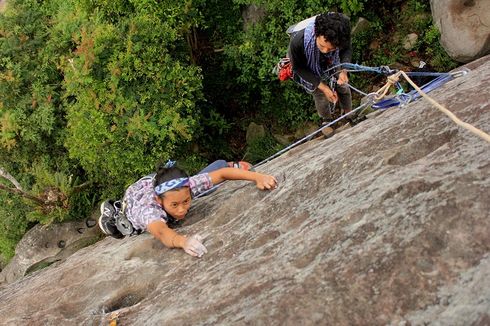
[
  {"x1": 253, "y1": 102, "x2": 369, "y2": 168},
  {"x1": 405, "y1": 71, "x2": 451, "y2": 77},
  {"x1": 319, "y1": 63, "x2": 393, "y2": 79},
  {"x1": 373, "y1": 73, "x2": 454, "y2": 110},
  {"x1": 340, "y1": 63, "x2": 396, "y2": 75},
  {"x1": 195, "y1": 65, "x2": 468, "y2": 198},
  {"x1": 322, "y1": 63, "x2": 453, "y2": 79},
  {"x1": 195, "y1": 102, "x2": 371, "y2": 198},
  {"x1": 348, "y1": 83, "x2": 368, "y2": 96}
]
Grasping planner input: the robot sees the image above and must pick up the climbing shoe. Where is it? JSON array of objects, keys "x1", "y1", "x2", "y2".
[
  {"x1": 320, "y1": 120, "x2": 335, "y2": 139},
  {"x1": 345, "y1": 111, "x2": 366, "y2": 126},
  {"x1": 98, "y1": 200, "x2": 124, "y2": 239},
  {"x1": 232, "y1": 161, "x2": 254, "y2": 171}
]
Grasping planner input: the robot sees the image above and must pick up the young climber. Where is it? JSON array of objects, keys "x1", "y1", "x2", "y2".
[
  {"x1": 98, "y1": 160, "x2": 277, "y2": 258},
  {"x1": 280, "y1": 12, "x2": 353, "y2": 137}
]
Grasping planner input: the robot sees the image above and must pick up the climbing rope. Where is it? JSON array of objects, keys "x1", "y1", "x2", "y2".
[
  {"x1": 375, "y1": 73, "x2": 401, "y2": 100},
  {"x1": 253, "y1": 102, "x2": 371, "y2": 169},
  {"x1": 195, "y1": 101, "x2": 371, "y2": 198},
  {"x1": 196, "y1": 64, "x2": 488, "y2": 198},
  {"x1": 375, "y1": 70, "x2": 490, "y2": 143},
  {"x1": 195, "y1": 102, "x2": 370, "y2": 198}
]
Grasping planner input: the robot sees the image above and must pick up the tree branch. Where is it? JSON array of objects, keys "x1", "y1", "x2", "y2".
[
  {"x1": 0, "y1": 184, "x2": 45, "y2": 205},
  {"x1": 0, "y1": 167, "x2": 23, "y2": 191},
  {"x1": 71, "y1": 181, "x2": 92, "y2": 193}
]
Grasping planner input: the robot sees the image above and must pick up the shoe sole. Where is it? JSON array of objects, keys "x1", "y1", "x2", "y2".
[
  {"x1": 235, "y1": 161, "x2": 254, "y2": 172},
  {"x1": 98, "y1": 202, "x2": 110, "y2": 235},
  {"x1": 321, "y1": 126, "x2": 335, "y2": 139}
]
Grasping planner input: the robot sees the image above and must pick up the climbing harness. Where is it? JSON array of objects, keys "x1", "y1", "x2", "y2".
[{"x1": 273, "y1": 58, "x2": 293, "y2": 81}]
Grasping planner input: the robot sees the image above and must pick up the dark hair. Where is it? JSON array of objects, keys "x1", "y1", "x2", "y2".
[
  {"x1": 154, "y1": 165, "x2": 189, "y2": 197},
  {"x1": 314, "y1": 13, "x2": 351, "y2": 49}
]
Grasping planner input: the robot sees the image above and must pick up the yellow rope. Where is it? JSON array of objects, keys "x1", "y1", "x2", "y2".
[
  {"x1": 375, "y1": 72, "x2": 401, "y2": 100},
  {"x1": 374, "y1": 71, "x2": 490, "y2": 143}
]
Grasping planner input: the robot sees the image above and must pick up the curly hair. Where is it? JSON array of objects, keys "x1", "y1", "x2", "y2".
[{"x1": 314, "y1": 13, "x2": 351, "y2": 49}]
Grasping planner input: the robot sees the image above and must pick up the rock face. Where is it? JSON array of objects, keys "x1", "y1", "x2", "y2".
[
  {"x1": 430, "y1": 0, "x2": 490, "y2": 62},
  {"x1": 351, "y1": 17, "x2": 370, "y2": 36},
  {"x1": 245, "y1": 122, "x2": 266, "y2": 145},
  {"x1": 0, "y1": 220, "x2": 101, "y2": 284},
  {"x1": 242, "y1": 4, "x2": 266, "y2": 31},
  {"x1": 0, "y1": 56, "x2": 489, "y2": 325}
]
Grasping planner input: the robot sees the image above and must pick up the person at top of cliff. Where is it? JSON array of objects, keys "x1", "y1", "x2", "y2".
[
  {"x1": 98, "y1": 160, "x2": 277, "y2": 258},
  {"x1": 278, "y1": 12, "x2": 354, "y2": 137}
]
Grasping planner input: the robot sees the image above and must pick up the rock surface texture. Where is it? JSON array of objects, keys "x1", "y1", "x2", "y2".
[
  {"x1": 0, "y1": 220, "x2": 101, "y2": 284},
  {"x1": 0, "y1": 56, "x2": 489, "y2": 325},
  {"x1": 431, "y1": 0, "x2": 490, "y2": 62}
]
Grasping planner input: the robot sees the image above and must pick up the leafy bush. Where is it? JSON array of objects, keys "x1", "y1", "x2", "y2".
[
  {"x1": 61, "y1": 0, "x2": 205, "y2": 192},
  {"x1": 0, "y1": 0, "x2": 208, "y2": 262},
  {"x1": 0, "y1": 0, "x2": 460, "y2": 264},
  {"x1": 0, "y1": 0, "x2": 67, "y2": 170},
  {"x1": 243, "y1": 134, "x2": 284, "y2": 164},
  {"x1": 220, "y1": 0, "x2": 368, "y2": 131},
  {"x1": 1, "y1": 0, "x2": 207, "y2": 194},
  {"x1": 0, "y1": 190, "x2": 29, "y2": 260},
  {"x1": 420, "y1": 24, "x2": 458, "y2": 71}
]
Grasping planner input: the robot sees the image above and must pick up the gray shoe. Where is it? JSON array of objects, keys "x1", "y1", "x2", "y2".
[
  {"x1": 320, "y1": 120, "x2": 335, "y2": 139},
  {"x1": 98, "y1": 200, "x2": 124, "y2": 238}
]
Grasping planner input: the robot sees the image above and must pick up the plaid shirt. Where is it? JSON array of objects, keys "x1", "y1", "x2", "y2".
[{"x1": 123, "y1": 173, "x2": 213, "y2": 231}]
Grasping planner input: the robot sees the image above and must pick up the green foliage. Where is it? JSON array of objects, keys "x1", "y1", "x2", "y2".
[
  {"x1": 243, "y1": 134, "x2": 284, "y2": 164},
  {"x1": 30, "y1": 163, "x2": 72, "y2": 195},
  {"x1": 61, "y1": 0, "x2": 205, "y2": 192},
  {"x1": 0, "y1": 0, "x2": 73, "y2": 260},
  {"x1": 0, "y1": 190, "x2": 29, "y2": 260},
  {"x1": 0, "y1": 0, "x2": 209, "y2": 263},
  {"x1": 26, "y1": 205, "x2": 66, "y2": 225},
  {"x1": 348, "y1": 0, "x2": 459, "y2": 97},
  {"x1": 203, "y1": 107, "x2": 232, "y2": 136},
  {"x1": 0, "y1": 0, "x2": 66, "y2": 163},
  {"x1": 175, "y1": 154, "x2": 208, "y2": 175},
  {"x1": 0, "y1": 0, "x2": 462, "y2": 264},
  {"x1": 1, "y1": 0, "x2": 207, "y2": 194},
  {"x1": 407, "y1": 0, "x2": 428, "y2": 13},
  {"x1": 420, "y1": 24, "x2": 458, "y2": 71}
]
